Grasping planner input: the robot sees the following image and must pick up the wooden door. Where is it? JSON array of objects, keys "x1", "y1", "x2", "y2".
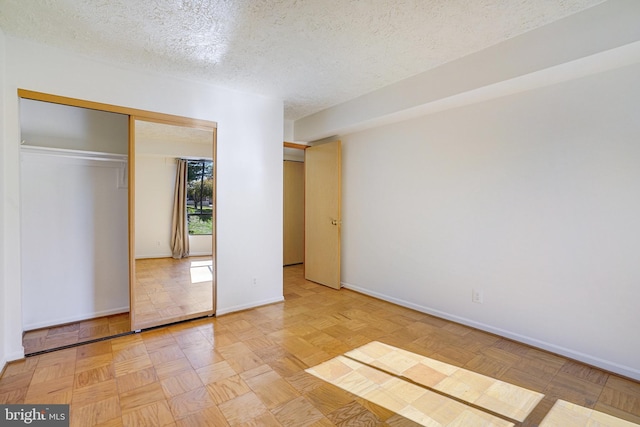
[
  {"x1": 305, "y1": 140, "x2": 341, "y2": 289},
  {"x1": 283, "y1": 160, "x2": 304, "y2": 265}
]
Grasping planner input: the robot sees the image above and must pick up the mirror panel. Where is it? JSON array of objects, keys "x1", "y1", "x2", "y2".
[{"x1": 131, "y1": 119, "x2": 215, "y2": 330}]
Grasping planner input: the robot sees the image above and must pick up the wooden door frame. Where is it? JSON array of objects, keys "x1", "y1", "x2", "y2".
[
  {"x1": 283, "y1": 142, "x2": 308, "y2": 267},
  {"x1": 284, "y1": 141, "x2": 309, "y2": 150}
]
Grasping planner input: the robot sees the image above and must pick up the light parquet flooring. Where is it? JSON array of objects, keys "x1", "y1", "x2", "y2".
[
  {"x1": 22, "y1": 313, "x2": 130, "y2": 355},
  {"x1": 1, "y1": 264, "x2": 639, "y2": 426},
  {"x1": 134, "y1": 257, "x2": 214, "y2": 330}
]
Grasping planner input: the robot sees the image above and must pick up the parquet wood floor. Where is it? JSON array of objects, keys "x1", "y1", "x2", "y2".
[
  {"x1": 22, "y1": 312, "x2": 130, "y2": 355},
  {"x1": 2, "y1": 264, "x2": 639, "y2": 426},
  {"x1": 134, "y1": 257, "x2": 214, "y2": 330},
  {"x1": 24, "y1": 256, "x2": 214, "y2": 355}
]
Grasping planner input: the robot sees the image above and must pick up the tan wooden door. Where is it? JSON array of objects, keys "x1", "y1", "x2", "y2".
[
  {"x1": 283, "y1": 160, "x2": 304, "y2": 265},
  {"x1": 305, "y1": 140, "x2": 341, "y2": 289}
]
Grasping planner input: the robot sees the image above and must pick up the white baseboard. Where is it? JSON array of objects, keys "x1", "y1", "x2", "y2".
[
  {"x1": 3, "y1": 347, "x2": 25, "y2": 365},
  {"x1": 0, "y1": 349, "x2": 25, "y2": 375},
  {"x1": 8, "y1": 350, "x2": 24, "y2": 361},
  {"x1": 136, "y1": 252, "x2": 212, "y2": 259},
  {"x1": 216, "y1": 296, "x2": 284, "y2": 316},
  {"x1": 189, "y1": 252, "x2": 213, "y2": 257},
  {"x1": 24, "y1": 307, "x2": 129, "y2": 331},
  {"x1": 342, "y1": 282, "x2": 640, "y2": 381},
  {"x1": 136, "y1": 253, "x2": 172, "y2": 259}
]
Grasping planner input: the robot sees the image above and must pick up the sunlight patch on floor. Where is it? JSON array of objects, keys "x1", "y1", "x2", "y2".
[
  {"x1": 308, "y1": 354, "x2": 513, "y2": 426},
  {"x1": 307, "y1": 341, "x2": 640, "y2": 426},
  {"x1": 540, "y1": 400, "x2": 640, "y2": 427},
  {"x1": 346, "y1": 341, "x2": 543, "y2": 422},
  {"x1": 307, "y1": 341, "x2": 541, "y2": 426},
  {"x1": 190, "y1": 259, "x2": 213, "y2": 284}
]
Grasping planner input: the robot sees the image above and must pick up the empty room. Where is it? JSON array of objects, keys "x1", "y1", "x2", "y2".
[{"x1": 0, "y1": 0, "x2": 639, "y2": 426}]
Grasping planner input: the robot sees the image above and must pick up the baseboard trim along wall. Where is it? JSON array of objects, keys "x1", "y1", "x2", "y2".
[
  {"x1": 5, "y1": 349, "x2": 26, "y2": 365},
  {"x1": 216, "y1": 296, "x2": 285, "y2": 316},
  {"x1": 136, "y1": 252, "x2": 213, "y2": 259},
  {"x1": 342, "y1": 281, "x2": 640, "y2": 382}
]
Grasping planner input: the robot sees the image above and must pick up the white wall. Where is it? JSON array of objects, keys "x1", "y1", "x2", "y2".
[
  {"x1": 134, "y1": 154, "x2": 213, "y2": 258},
  {"x1": 0, "y1": 26, "x2": 7, "y2": 369},
  {"x1": 21, "y1": 149, "x2": 129, "y2": 329},
  {"x1": 1, "y1": 36, "x2": 284, "y2": 361},
  {"x1": 135, "y1": 155, "x2": 176, "y2": 258},
  {"x1": 340, "y1": 63, "x2": 640, "y2": 380},
  {"x1": 20, "y1": 99, "x2": 128, "y2": 154},
  {"x1": 284, "y1": 119, "x2": 294, "y2": 141}
]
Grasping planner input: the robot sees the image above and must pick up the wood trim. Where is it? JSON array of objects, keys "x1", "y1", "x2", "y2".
[
  {"x1": 212, "y1": 127, "x2": 218, "y2": 315},
  {"x1": 18, "y1": 89, "x2": 217, "y2": 129},
  {"x1": 128, "y1": 116, "x2": 137, "y2": 332},
  {"x1": 284, "y1": 141, "x2": 309, "y2": 150}
]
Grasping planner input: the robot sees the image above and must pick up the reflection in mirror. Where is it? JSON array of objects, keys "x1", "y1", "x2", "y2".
[{"x1": 132, "y1": 119, "x2": 215, "y2": 330}]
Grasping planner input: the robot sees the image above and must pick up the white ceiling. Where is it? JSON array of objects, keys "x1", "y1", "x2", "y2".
[{"x1": 0, "y1": 0, "x2": 605, "y2": 121}]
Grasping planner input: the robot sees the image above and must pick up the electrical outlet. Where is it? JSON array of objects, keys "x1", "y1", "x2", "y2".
[
  {"x1": 252, "y1": 277, "x2": 258, "y2": 287},
  {"x1": 472, "y1": 289, "x2": 483, "y2": 304}
]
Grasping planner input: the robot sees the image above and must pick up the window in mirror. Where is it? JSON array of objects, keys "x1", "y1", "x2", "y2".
[{"x1": 187, "y1": 160, "x2": 213, "y2": 235}]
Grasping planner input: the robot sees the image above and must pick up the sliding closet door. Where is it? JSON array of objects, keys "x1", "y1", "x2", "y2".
[{"x1": 130, "y1": 118, "x2": 216, "y2": 331}]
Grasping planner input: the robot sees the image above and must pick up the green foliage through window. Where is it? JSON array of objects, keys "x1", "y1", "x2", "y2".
[{"x1": 187, "y1": 160, "x2": 213, "y2": 235}]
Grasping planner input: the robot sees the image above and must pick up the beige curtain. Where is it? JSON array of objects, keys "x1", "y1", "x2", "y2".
[{"x1": 171, "y1": 159, "x2": 190, "y2": 259}]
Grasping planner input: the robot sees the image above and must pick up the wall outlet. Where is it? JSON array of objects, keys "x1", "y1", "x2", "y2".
[
  {"x1": 472, "y1": 289, "x2": 483, "y2": 304},
  {"x1": 252, "y1": 277, "x2": 258, "y2": 287}
]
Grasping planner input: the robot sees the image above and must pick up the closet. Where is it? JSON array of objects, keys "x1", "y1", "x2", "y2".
[
  {"x1": 283, "y1": 145, "x2": 305, "y2": 266},
  {"x1": 20, "y1": 99, "x2": 130, "y2": 353},
  {"x1": 18, "y1": 90, "x2": 217, "y2": 354}
]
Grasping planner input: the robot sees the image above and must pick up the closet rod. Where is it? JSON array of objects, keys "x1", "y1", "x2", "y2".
[{"x1": 21, "y1": 145, "x2": 127, "y2": 163}]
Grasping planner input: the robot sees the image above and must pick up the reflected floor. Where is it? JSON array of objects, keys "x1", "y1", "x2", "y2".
[
  {"x1": 133, "y1": 256, "x2": 213, "y2": 329},
  {"x1": 22, "y1": 312, "x2": 130, "y2": 355}
]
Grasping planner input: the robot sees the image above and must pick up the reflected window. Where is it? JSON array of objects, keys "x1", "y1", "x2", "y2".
[{"x1": 186, "y1": 160, "x2": 213, "y2": 235}]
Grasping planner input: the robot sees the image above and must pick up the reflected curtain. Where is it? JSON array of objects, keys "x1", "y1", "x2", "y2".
[{"x1": 171, "y1": 159, "x2": 190, "y2": 259}]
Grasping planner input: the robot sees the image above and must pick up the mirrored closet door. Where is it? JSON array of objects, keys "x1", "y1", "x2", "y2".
[
  {"x1": 130, "y1": 118, "x2": 216, "y2": 331},
  {"x1": 18, "y1": 89, "x2": 217, "y2": 353}
]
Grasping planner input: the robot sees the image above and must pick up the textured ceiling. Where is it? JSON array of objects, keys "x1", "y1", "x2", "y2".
[{"x1": 0, "y1": 0, "x2": 605, "y2": 120}]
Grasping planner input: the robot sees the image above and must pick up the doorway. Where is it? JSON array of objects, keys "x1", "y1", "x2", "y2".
[
  {"x1": 283, "y1": 143, "x2": 306, "y2": 267},
  {"x1": 283, "y1": 140, "x2": 342, "y2": 289}
]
